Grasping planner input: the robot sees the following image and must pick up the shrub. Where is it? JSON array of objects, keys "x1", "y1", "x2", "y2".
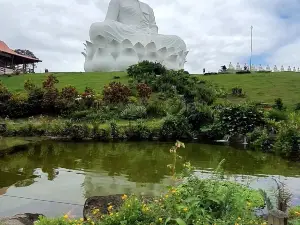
[
  {"x1": 63, "y1": 122, "x2": 90, "y2": 140},
  {"x1": 247, "y1": 127, "x2": 274, "y2": 152},
  {"x1": 42, "y1": 74, "x2": 59, "y2": 89},
  {"x1": 124, "y1": 120, "x2": 151, "y2": 140},
  {"x1": 6, "y1": 93, "x2": 29, "y2": 118},
  {"x1": 273, "y1": 123, "x2": 300, "y2": 159},
  {"x1": 266, "y1": 109, "x2": 288, "y2": 121},
  {"x1": 127, "y1": 61, "x2": 167, "y2": 78},
  {"x1": 146, "y1": 100, "x2": 167, "y2": 117},
  {"x1": 41, "y1": 88, "x2": 59, "y2": 114},
  {"x1": 27, "y1": 87, "x2": 44, "y2": 116},
  {"x1": 231, "y1": 86, "x2": 245, "y2": 97},
  {"x1": 81, "y1": 87, "x2": 95, "y2": 108},
  {"x1": 103, "y1": 82, "x2": 131, "y2": 104},
  {"x1": 0, "y1": 82, "x2": 11, "y2": 102},
  {"x1": 160, "y1": 115, "x2": 192, "y2": 139},
  {"x1": 55, "y1": 85, "x2": 78, "y2": 115},
  {"x1": 236, "y1": 70, "x2": 251, "y2": 74},
  {"x1": 295, "y1": 103, "x2": 300, "y2": 111},
  {"x1": 136, "y1": 83, "x2": 152, "y2": 103},
  {"x1": 120, "y1": 104, "x2": 147, "y2": 120},
  {"x1": 218, "y1": 104, "x2": 265, "y2": 135},
  {"x1": 184, "y1": 104, "x2": 214, "y2": 131},
  {"x1": 91, "y1": 122, "x2": 111, "y2": 141},
  {"x1": 273, "y1": 98, "x2": 285, "y2": 111}
]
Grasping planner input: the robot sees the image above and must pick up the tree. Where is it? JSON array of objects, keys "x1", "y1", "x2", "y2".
[{"x1": 14, "y1": 49, "x2": 38, "y2": 59}]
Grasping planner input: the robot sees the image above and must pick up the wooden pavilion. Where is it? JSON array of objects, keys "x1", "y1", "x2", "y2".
[{"x1": 0, "y1": 40, "x2": 42, "y2": 75}]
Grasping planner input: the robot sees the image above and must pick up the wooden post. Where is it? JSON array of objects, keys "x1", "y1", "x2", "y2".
[{"x1": 268, "y1": 209, "x2": 288, "y2": 225}]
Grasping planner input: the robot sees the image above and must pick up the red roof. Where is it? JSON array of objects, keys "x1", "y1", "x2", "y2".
[{"x1": 0, "y1": 40, "x2": 41, "y2": 62}]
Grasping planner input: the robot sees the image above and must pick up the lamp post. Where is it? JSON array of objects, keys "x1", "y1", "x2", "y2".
[{"x1": 250, "y1": 26, "x2": 253, "y2": 71}]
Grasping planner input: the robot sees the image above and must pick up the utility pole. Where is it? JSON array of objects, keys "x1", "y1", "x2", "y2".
[{"x1": 250, "y1": 26, "x2": 253, "y2": 71}]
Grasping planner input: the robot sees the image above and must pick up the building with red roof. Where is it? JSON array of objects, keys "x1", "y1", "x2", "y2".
[{"x1": 0, "y1": 40, "x2": 42, "y2": 75}]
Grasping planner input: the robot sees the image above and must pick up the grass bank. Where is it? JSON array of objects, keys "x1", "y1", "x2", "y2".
[{"x1": 199, "y1": 72, "x2": 300, "y2": 108}]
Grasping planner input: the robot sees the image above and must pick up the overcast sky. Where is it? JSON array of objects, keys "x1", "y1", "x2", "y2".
[{"x1": 1, "y1": 0, "x2": 299, "y2": 73}]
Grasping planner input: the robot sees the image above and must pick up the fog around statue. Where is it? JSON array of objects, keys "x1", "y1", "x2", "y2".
[{"x1": 82, "y1": 0, "x2": 188, "y2": 72}]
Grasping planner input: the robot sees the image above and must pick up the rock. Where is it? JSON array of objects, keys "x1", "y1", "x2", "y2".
[{"x1": 0, "y1": 213, "x2": 44, "y2": 225}]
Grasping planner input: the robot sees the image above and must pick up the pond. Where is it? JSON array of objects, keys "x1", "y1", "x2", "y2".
[{"x1": 0, "y1": 141, "x2": 300, "y2": 218}]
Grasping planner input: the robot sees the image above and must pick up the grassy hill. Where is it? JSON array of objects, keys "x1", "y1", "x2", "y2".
[
  {"x1": 1, "y1": 71, "x2": 300, "y2": 108},
  {"x1": 0, "y1": 71, "x2": 127, "y2": 93},
  {"x1": 199, "y1": 72, "x2": 300, "y2": 108}
]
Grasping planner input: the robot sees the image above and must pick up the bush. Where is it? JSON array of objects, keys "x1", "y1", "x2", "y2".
[
  {"x1": 146, "y1": 100, "x2": 167, "y2": 117},
  {"x1": 6, "y1": 93, "x2": 29, "y2": 118},
  {"x1": 160, "y1": 115, "x2": 192, "y2": 140},
  {"x1": 103, "y1": 82, "x2": 131, "y2": 104},
  {"x1": 124, "y1": 120, "x2": 151, "y2": 140},
  {"x1": 136, "y1": 83, "x2": 152, "y2": 103},
  {"x1": 42, "y1": 74, "x2": 59, "y2": 89},
  {"x1": 55, "y1": 85, "x2": 79, "y2": 115},
  {"x1": 247, "y1": 127, "x2": 274, "y2": 152},
  {"x1": 184, "y1": 104, "x2": 214, "y2": 131},
  {"x1": 217, "y1": 104, "x2": 265, "y2": 135},
  {"x1": 273, "y1": 123, "x2": 300, "y2": 159},
  {"x1": 273, "y1": 98, "x2": 285, "y2": 111},
  {"x1": 63, "y1": 122, "x2": 90, "y2": 140},
  {"x1": 236, "y1": 70, "x2": 251, "y2": 74},
  {"x1": 231, "y1": 86, "x2": 245, "y2": 97},
  {"x1": 0, "y1": 81, "x2": 11, "y2": 102},
  {"x1": 120, "y1": 104, "x2": 147, "y2": 120},
  {"x1": 27, "y1": 87, "x2": 44, "y2": 116},
  {"x1": 127, "y1": 61, "x2": 167, "y2": 78},
  {"x1": 266, "y1": 109, "x2": 288, "y2": 121},
  {"x1": 41, "y1": 88, "x2": 59, "y2": 114},
  {"x1": 295, "y1": 103, "x2": 300, "y2": 111}
]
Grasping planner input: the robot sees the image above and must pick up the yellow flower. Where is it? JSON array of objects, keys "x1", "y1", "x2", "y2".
[
  {"x1": 127, "y1": 204, "x2": 131, "y2": 207},
  {"x1": 165, "y1": 195, "x2": 169, "y2": 198},
  {"x1": 92, "y1": 208, "x2": 100, "y2": 215},
  {"x1": 159, "y1": 218, "x2": 163, "y2": 223},
  {"x1": 80, "y1": 218, "x2": 84, "y2": 222},
  {"x1": 107, "y1": 205, "x2": 113, "y2": 211},
  {"x1": 63, "y1": 214, "x2": 69, "y2": 219},
  {"x1": 91, "y1": 222, "x2": 95, "y2": 225},
  {"x1": 235, "y1": 223, "x2": 239, "y2": 225},
  {"x1": 183, "y1": 207, "x2": 188, "y2": 212},
  {"x1": 237, "y1": 217, "x2": 241, "y2": 220},
  {"x1": 171, "y1": 189, "x2": 177, "y2": 194},
  {"x1": 295, "y1": 211, "x2": 300, "y2": 216},
  {"x1": 261, "y1": 222, "x2": 267, "y2": 225},
  {"x1": 110, "y1": 212, "x2": 114, "y2": 216},
  {"x1": 122, "y1": 194, "x2": 128, "y2": 200},
  {"x1": 154, "y1": 200, "x2": 159, "y2": 203},
  {"x1": 247, "y1": 201, "x2": 252, "y2": 206}
]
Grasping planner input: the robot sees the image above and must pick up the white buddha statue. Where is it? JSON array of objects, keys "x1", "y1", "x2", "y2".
[{"x1": 83, "y1": 0, "x2": 188, "y2": 72}]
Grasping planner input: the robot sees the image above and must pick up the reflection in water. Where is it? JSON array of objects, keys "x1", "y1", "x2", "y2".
[{"x1": 0, "y1": 141, "x2": 300, "y2": 217}]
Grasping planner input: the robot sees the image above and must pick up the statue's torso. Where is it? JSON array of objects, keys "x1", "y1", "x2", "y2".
[{"x1": 118, "y1": 0, "x2": 151, "y2": 29}]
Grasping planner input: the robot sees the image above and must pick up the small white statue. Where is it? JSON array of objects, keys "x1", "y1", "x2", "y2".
[
  {"x1": 288, "y1": 66, "x2": 292, "y2": 71},
  {"x1": 266, "y1": 65, "x2": 270, "y2": 71},
  {"x1": 281, "y1": 65, "x2": 284, "y2": 71},
  {"x1": 274, "y1": 65, "x2": 278, "y2": 72},
  {"x1": 258, "y1": 64, "x2": 263, "y2": 71},
  {"x1": 236, "y1": 62, "x2": 241, "y2": 70},
  {"x1": 251, "y1": 64, "x2": 256, "y2": 71},
  {"x1": 298, "y1": 67, "x2": 300, "y2": 72},
  {"x1": 228, "y1": 62, "x2": 235, "y2": 70}
]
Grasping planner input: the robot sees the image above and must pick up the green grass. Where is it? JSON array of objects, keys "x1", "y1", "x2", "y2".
[
  {"x1": 0, "y1": 72, "x2": 127, "y2": 93},
  {"x1": 1, "y1": 71, "x2": 300, "y2": 108},
  {"x1": 198, "y1": 72, "x2": 300, "y2": 108}
]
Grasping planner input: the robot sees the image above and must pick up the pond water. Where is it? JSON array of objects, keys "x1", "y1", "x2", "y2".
[{"x1": 0, "y1": 141, "x2": 300, "y2": 218}]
